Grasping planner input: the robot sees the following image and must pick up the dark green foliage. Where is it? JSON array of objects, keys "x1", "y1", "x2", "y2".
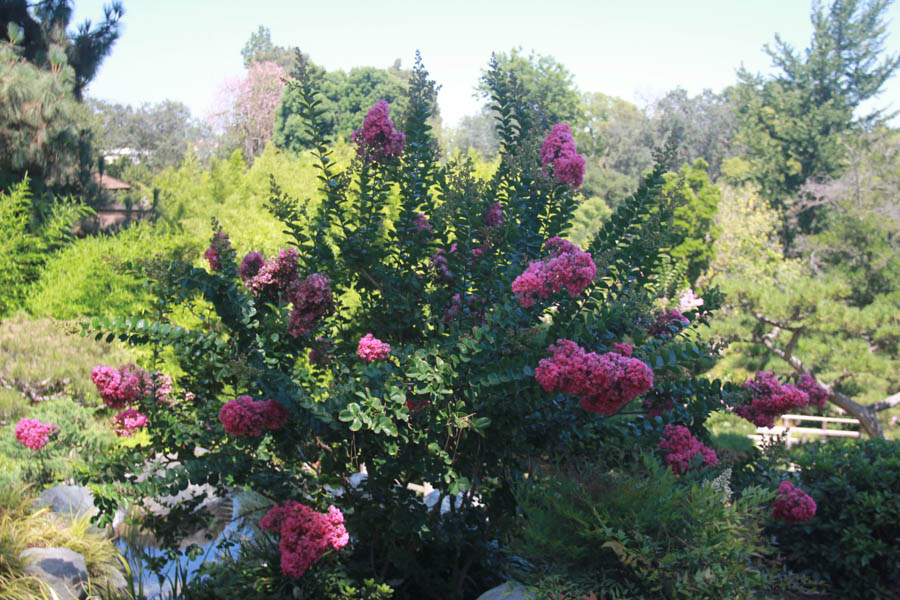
[
  {"x1": 477, "y1": 48, "x2": 584, "y2": 131},
  {"x1": 274, "y1": 58, "x2": 412, "y2": 153},
  {"x1": 0, "y1": 1, "x2": 123, "y2": 206},
  {"x1": 663, "y1": 159, "x2": 722, "y2": 285},
  {"x1": 84, "y1": 53, "x2": 734, "y2": 599},
  {"x1": 512, "y1": 455, "x2": 802, "y2": 599},
  {"x1": 776, "y1": 440, "x2": 900, "y2": 599}
]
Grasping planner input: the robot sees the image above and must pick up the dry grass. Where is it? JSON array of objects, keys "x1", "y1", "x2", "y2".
[{"x1": 0, "y1": 313, "x2": 136, "y2": 403}]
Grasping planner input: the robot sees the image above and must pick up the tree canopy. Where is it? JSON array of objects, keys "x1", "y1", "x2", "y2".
[{"x1": 734, "y1": 0, "x2": 900, "y2": 208}]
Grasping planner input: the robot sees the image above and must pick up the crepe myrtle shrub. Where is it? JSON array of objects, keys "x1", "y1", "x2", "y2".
[{"x1": 81, "y1": 52, "x2": 740, "y2": 599}]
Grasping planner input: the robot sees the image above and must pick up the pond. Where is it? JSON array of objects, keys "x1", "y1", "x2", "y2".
[{"x1": 114, "y1": 489, "x2": 271, "y2": 599}]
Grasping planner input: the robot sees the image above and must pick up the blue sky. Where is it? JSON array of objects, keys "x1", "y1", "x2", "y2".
[{"x1": 73, "y1": 0, "x2": 900, "y2": 126}]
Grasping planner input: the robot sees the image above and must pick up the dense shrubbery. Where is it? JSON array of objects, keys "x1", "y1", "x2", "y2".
[
  {"x1": 76, "y1": 52, "x2": 815, "y2": 600},
  {"x1": 775, "y1": 440, "x2": 900, "y2": 599},
  {"x1": 511, "y1": 456, "x2": 804, "y2": 599},
  {"x1": 0, "y1": 397, "x2": 115, "y2": 486}
]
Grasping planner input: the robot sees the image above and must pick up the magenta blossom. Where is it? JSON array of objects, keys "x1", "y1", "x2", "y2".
[
  {"x1": 512, "y1": 237, "x2": 596, "y2": 307},
  {"x1": 287, "y1": 273, "x2": 334, "y2": 338},
  {"x1": 796, "y1": 374, "x2": 829, "y2": 408},
  {"x1": 772, "y1": 481, "x2": 816, "y2": 524},
  {"x1": 540, "y1": 123, "x2": 586, "y2": 189},
  {"x1": 658, "y1": 424, "x2": 719, "y2": 475},
  {"x1": 535, "y1": 339, "x2": 653, "y2": 416},
  {"x1": 113, "y1": 409, "x2": 149, "y2": 438},
  {"x1": 204, "y1": 231, "x2": 232, "y2": 271},
  {"x1": 484, "y1": 202, "x2": 504, "y2": 228},
  {"x1": 240, "y1": 251, "x2": 265, "y2": 282},
  {"x1": 358, "y1": 334, "x2": 391, "y2": 362},
  {"x1": 736, "y1": 372, "x2": 811, "y2": 428},
  {"x1": 246, "y1": 247, "x2": 300, "y2": 301},
  {"x1": 647, "y1": 308, "x2": 690, "y2": 337},
  {"x1": 259, "y1": 501, "x2": 349, "y2": 578},
  {"x1": 14, "y1": 418, "x2": 58, "y2": 450},
  {"x1": 218, "y1": 395, "x2": 289, "y2": 436},
  {"x1": 351, "y1": 100, "x2": 405, "y2": 162}
]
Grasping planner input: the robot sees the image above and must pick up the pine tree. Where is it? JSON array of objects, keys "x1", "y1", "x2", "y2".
[
  {"x1": 734, "y1": 0, "x2": 900, "y2": 209},
  {"x1": 1, "y1": 0, "x2": 123, "y2": 99}
]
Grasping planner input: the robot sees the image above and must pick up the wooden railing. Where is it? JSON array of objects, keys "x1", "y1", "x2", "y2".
[{"x1": 752, "y1": 414, "x2": 861, "y2": 448}]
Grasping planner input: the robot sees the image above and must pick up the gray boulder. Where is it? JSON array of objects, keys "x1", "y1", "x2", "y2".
[
  {"x1": 477, "y1": 582, "x2": 536, "y2": 600},
  {"x1": 35, "y1": 485, "x2": 97, "y2": 522},
  {"x1": 20, "y1": 547, "x2": 88, "y2": 600}
]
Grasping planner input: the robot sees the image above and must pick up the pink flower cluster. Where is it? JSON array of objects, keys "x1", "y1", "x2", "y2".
[
  {"x1": 772, "y1": 481, "x2": 816, "y2": 524},
  {"x1": 647, "y1": 308, "x2": 690, "y2": 336},
  {"x1": 658, "y1": 424, "x2": 719, "y2": 475},
  {"x1": 613, "y1": 342, "x2": 633, "y2": 357},
  {"x1": 512, "y1": 238, "x2": 596, "y2": 308},
  {"x1": 484, "y1": 202, "x2": 504, "y2": 228},
  {"x1": 204, "y1": 231, "x2": 232, "y2": 271},
  {"x1": 112, "y1": 409, "x2": 149, "y2": 438},
  {"x1": 218, "y1": 396, "x2": 289, "y2": 436},
  {"x1": 351, "y1": 100, "x2": 405, "y2": 162},
  {"x1": 677, "y1": 288, "x2": 704, "y2": 312},
  {"x1": 242, "y1": 248, "x2": 299, "y2": 301},
  {"x1": 431, "y1": 247, "x2": 454, "y2": 281},
  {"x1": 287, "y1": 273, "x2": 334, "y2": 338},
  {"x1": 535, "y1": 339, "x2": 654, "y2": 415},
  {"x1": 736, "y1": 372, "x2": 819, "y2": 428},
  {"x1": 14, "y1": 418, "x2": 57, "y2": 451},
  {"x1": 259, "y1": 501, "x2": 349, "y2": 578},
  {"x1": 796, "y1": 374, "x2": 828, "y2": 408},
  {"x1": 90, "y1": 363, "x2": 167, "y2": 437},
  {"x1": 239, "y1": 249, "x2": 333, "y2": 336},
  {"x1": 91, "y1": 364, "x2": 170, "y2": 410},
  {"x1": 413, "y1": 213, "x2": 433, "y2": 234},
  {"x1": 357, "y1": 334, "x2": 391, "y2": 362},
  {"x1": 240, "y1": 251, "x2": 264, "y2": 281},
  {"x1": 540, "y1": 123, "x2": 586, "y2": 189}
]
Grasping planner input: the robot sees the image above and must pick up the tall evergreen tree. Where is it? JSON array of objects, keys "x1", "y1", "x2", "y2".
[
  {"x1": 0, "y1": 0, "x2": 123, "y2": 99},
  {"x1": 1, "y1": 1, "x2": 122, "y2": 204},
  {"x1": 734, "y1": 0, "x2": 899, "y2": 209}
]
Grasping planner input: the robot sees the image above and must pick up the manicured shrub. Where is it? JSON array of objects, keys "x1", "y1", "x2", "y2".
[{"x1": 774, "y1": 440, "x2": 900, "y2": 599}]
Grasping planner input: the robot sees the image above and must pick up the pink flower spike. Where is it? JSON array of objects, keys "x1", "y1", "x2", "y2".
[
  {"x1": 351, "y1": 100, "x2": 405, "y2": 162},
  {"x1": 540, "y1": 123, "x2": 586, "y2": 189}
]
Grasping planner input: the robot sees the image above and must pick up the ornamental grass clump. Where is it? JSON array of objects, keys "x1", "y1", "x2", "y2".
[{"x1": 80, "y1": 52, "x2": 791, "y2": 599}]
